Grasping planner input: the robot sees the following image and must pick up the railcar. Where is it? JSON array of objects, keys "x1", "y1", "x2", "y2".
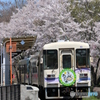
[{"x1": 38, "y1": 41, "x2": 91, "y2": 99}]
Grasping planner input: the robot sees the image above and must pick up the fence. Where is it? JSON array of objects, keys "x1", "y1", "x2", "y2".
[
  {"x1": 12, "y1": 64, "x2": 38, "y2": 85},
  {"x1": 0, "y1": 64, "x2": 38, "y2": 85},
  {"x1": 0, "y1": 84, "x2": 20, "y2": 100},
  {"x1": 12, "y1": 65, "x2": 32, "y2": 85}
]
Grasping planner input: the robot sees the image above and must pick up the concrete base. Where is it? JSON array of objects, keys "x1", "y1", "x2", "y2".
[{"x1": 21, "y1": 85, "x2": 40, "y2": 100}]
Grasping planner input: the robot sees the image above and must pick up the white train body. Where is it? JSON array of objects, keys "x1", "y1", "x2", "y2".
[{"x1": 38, "y1": 41, "x2": 91, "y2": 99}]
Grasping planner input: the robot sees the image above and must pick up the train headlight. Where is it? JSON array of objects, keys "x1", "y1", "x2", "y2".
[
  {"x1": 80, "y1": 73, "x2": 88, "y2": 80},
  {"x1": 80, "y1": 73, "x2": 88, "y2": 77},
  {"x1": 47, "y1": 74, "x2": 55, "y2": 78}
]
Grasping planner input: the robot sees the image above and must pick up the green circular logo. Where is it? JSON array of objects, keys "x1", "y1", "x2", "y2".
[{"x1": 59, "y1": 69, "x2": 76, "y2": 86}]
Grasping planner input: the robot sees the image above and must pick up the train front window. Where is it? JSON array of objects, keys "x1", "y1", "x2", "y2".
[
  {"x1": 43, "y1": 50, "x2": 58, "y2": 69},
  {"x1": 76, "y1": 49, "x2": 90, "y2": 68},
  {"x1": 63, "y1": 55, "x2": 71, "y2": 68}
]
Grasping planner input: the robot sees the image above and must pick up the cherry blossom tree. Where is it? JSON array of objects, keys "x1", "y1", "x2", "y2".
[{"x1": 0, "y1": 0, "x2": 100, "y2": 67}]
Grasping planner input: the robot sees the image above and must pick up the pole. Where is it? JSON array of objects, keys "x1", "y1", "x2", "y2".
[
  {"x1": 1, "y1": 43, "x2": 2, "y2": 86},
  {"x1": 2, "y1": 43, "x2": 5, "y2": 86},
  {"x1": 10, "y1": 38, "x2": 12, "y2": 84}
]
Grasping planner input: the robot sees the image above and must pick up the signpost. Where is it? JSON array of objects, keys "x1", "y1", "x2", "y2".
[{"x1": 6, "y1": 39, "x2": 17, "y2": 85}]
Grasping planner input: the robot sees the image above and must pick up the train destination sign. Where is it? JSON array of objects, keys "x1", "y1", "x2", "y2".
[{"x1": 59, "y1": 69, "x2": 76, "y2": 86}]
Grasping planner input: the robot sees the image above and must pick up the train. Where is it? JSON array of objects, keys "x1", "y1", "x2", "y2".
[{"x1": 13, "y1": 40, "x2": 91, "y2": 100}]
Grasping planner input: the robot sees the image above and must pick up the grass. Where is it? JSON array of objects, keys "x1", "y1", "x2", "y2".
[{"x1": 83, "y1": 96, "x2": 99, "y2": 100}]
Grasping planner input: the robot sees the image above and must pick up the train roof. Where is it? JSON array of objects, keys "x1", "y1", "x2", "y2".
[{"x1": 43, "y1": 41, "x2": 89, "y2": 50}]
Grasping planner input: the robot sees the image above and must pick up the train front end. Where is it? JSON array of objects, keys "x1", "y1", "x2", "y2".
[{"x1": 42, "y1": 42, "x2": 91, "y2": 99}]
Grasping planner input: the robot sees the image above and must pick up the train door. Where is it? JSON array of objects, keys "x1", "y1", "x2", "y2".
[{"x1": 60, "y1": 49, "x2": 74, "y2": 72}]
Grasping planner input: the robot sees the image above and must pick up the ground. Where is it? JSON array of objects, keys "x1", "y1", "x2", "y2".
[{"x1": 83, "y1": 96, "x2": 99, "y2": 100}]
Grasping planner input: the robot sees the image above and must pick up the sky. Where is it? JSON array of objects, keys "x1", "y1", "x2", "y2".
[
  {"x1": 0, "y1": 0, "x2": 27, "y2": 4},
  {"x1": 0, "y1": 0, "x2": 15, "y2": 10},
  {"x1": 0, "y1": 0, "x2": 15, "y2": 3},
  {"x1": 0, "y1": 0, "x2": 27, "y2": 9}
]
